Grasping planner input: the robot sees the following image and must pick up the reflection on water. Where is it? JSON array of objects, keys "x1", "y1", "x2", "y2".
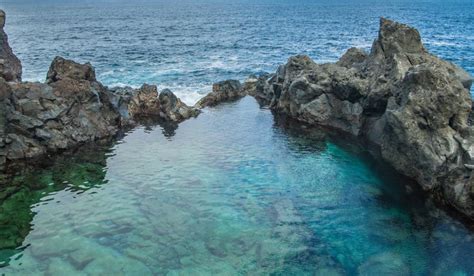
[{"x1": 0, "y1": 97, "x2": 473, "y2": 275}]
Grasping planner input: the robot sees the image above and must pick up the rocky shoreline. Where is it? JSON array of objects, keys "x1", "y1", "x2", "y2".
[
  {"x1": 251, "y1": 18, "x2": 474, "y2": 221},
  {"x1": 1, "y1": 10, "x2": 474, "y2": 221}
]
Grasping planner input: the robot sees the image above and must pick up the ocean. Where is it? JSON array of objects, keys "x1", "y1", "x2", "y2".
[{"x1": 1, "y1": 0, "x2": 473, "y2": 104}]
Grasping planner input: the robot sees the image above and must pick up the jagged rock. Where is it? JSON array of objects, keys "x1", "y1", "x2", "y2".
[
  {"x1": 336, "y1": 47, "x2": 368, "y2": 68},
  {"x1": 195, "y1": 80, "x2": 244, "y2": 108},
  {"x1": 242, "y1": 75, "x2": 258, "y2": 94},
  {"x1": 0, "y1": 53, "x2": 201, "y2": 172},
  {"x1": 159, "y1": 89, "x2": 200, "y2": 122},
  {"x1": 46, "y1": 56, "x2": 96, "y2": 83},
  {"x1": 104, "y1": 86, "x2": 135, "y2": 121},
  {"x1": 251, "y1": 74, "x2": 276, "y2": 106},
  {"x1": 1, "y1": 58, "x2": 121, "y2": 164},
  {"x1": 0, "y1": 9, "x2": 22, "y2": 82},
  {"x1": 244, "y1": 74, "x2": 270, "y2": 97},
  {"x1": 0, "y1": 53, "x2": 199, "y2": 172},
  {"x1": 107, "y1": 85, "x2": 199, "y2": 124},
  {"x1": 108, "y1": 84, "x2": 161, "y2": 121},
  {"x1": 374, "y1": 17, "x2": 426, "y2": 56},
  {"x1": 253, "y1": 17, "x2": 474, "y2": 219}
]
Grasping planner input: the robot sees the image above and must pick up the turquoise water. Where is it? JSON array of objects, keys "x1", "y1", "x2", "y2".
[
  {"x1": 1, "y1": 1, "x2": 474, "y2": 273},
  {"x1": 1, "y1": 0, "x2": 473, "y2": 104},
  {"x1": 0, "y1": 97, "x2": 473, "y2": 275}
]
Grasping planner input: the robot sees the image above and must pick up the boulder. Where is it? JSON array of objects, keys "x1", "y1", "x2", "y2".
[
  {"x1": 107, "y1": 84, "x2": 200, "y2": 125},
  {"x1": 159, "y1": 89, "x2": 200, "y2": 122},
  {"x1": 131, "y1": 84, "x2": 161, "y2": 116},
  {"x1": 46, "y1": 56, "x2": 96, "y2": 83},
  {"x1": 0, "y1": 9, "x2": 22, "y2": 82},
  {"x1": 252, "y1": 17, "x2": 474, "y2": 220},
  {"x1": 336, "y1": 47, "x2": 368, "y2": 68},
  {"x1": 372, "y1": 17, "x2": 426, "y2": 57},
  {"x1": 195, "y1": 80, "x2": 244, "y2": 108}
]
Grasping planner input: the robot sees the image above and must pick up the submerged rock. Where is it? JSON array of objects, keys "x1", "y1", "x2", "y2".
[
  {"x1": 0, "y1": 10, "x2": 22, "y2": 82},
  {"x1": 358, "y1": 252, "x2": 409, "y2": 276},
  {"x1": 253, "y1": 18, "x2": 474, "y2": 220}
]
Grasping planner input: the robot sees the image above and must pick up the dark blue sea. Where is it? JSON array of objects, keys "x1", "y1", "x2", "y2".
[
  {"x1": 1, "y1": 1, "x2": 474, "y2": 275},
  {"x1": 1, "y1": 0, "x2": 473, "y2": 104}
]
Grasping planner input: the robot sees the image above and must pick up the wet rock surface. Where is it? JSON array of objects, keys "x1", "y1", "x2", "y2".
[{"x1": 252, "y1": 18, "x2": 474, "y2": 220}]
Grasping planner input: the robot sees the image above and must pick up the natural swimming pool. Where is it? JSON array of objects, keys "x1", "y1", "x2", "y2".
[{"x1": 0, "y1": 97, "x2": 473, "y2": 275}]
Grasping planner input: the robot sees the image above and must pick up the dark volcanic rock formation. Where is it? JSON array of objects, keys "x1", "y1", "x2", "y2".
[
  {"x1": 107, "y1": 85, "x2": 199, "y2": 124},
  {"x1": 195, "y1": 80, "x2": 245, "y2": 108},
  {"x1": 46, "y1": 56, "x2": 96, "y2": 84},
  {"x1": 0, "y1": 56, "x2": 200, "y2": 171},
  {"x1": 1, "y1": 58, "x2": 121, "y2": 165},
  {"x1": 0, "y1": 10, "x2": 22, "y2": 82},
  {"x1": 0, "y1": 10, "x2": 199, "y2": 173},
  {"x1": 252, "y1": 18, "x2": 474, "y2": 219},
  {"x1": 159, "y1": 88, "x2": 200, "y2": 122}
]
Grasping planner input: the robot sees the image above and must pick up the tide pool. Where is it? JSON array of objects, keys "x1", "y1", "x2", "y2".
[{"x1": 0, "y1": 97, "x2": 473, "y2": 275}]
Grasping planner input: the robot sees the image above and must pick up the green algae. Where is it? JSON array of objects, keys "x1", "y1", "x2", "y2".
[{"x1": 0, "y1": 145, "x2": 109, "y2": 267}]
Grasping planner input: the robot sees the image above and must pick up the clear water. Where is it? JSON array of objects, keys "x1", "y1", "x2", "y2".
[
  {"x1": 1, "y1": 1, "x2": 474, "y2": 274},
  {"x1": 1, "y1": 0, "x2": 473, "y2": 105},
  {"x1": 0, "y1": 97, "x2": 473, "y2": 275}
]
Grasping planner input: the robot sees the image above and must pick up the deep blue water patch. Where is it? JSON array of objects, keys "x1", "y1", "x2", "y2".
[{"x1": 1, "y1": 0, "x2": 473, "y2": 103}]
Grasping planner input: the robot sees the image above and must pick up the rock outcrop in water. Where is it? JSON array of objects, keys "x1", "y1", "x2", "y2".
[
  {"x1": 195, "y1": 80, "x2": 245, "y2": 108},
  {"x1": 108, "y1": 85, "x2": 199, "y2": 124},
  {"x1": 0, "y1": 10, "x2": 21, "y2": 82},
  {"x1": 250, "y1": 18, "x2": 474, "y2": 219},
  {"x1": 0, "y1": 57, "x2": 199, "y2": 171},
  {"x1": 2, "y1": 62, "x2": 120, "y2": 163},
  {"x1": 0, "y1": 10, "x2": 199, "y2": 173}
]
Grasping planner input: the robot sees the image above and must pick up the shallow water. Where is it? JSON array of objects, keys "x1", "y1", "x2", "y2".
[
  {"x1": 0, "y1": 97, "x2": 473, "y2": 275},
  {"x1": 1, "y1": 0, "x2": 474, "y2": 104}
]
